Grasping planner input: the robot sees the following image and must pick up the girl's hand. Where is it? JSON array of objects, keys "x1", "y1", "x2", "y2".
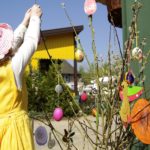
[
  {"x1": 31, "y1": 4, "x2": 42, "y2": 18},
  {"x1": 22, "y1": 8, "x2": 31, "y2": 27}
]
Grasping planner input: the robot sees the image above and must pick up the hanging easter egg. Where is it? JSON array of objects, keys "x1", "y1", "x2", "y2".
[
  {"x1": 91, "y1": 108, "x2": 97, "y2": 117},
  {"x1": 53, "y1": 107, "x2": 64, "y2": 121},
  {"x1": 131, "y1": 99, "x2": 150, "y2": 144},
  {"x1": 55, "y1": 84, "x2": 63, "y2": 94},
  {"x1": 126, "y1": 72, "x2": 134, "y2": 85},
  {"x1": 119, "y1": 85, "x2": 143, "y2": 102},
  {"x1": 84, "y1": 0, "x2": 97, "y2": 15},
  {"x1": 75, "y1": 49, "x2": 84, "y2": 62},
  {"x1": 132, "y1": 47, "x2": 142, "y2": 59},
  {"x1": 35, "y1": 126, "x2": 48, "y2": 145},
  {"x1": 80, "y1": 92, "x2": 88, "y2": 102}
]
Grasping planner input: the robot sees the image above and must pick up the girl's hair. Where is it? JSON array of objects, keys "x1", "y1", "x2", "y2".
[{"x1": 0, "y1": 49, "x2": 13, "y2": 65}]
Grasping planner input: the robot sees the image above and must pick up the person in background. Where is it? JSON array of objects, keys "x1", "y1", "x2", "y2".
[{"x1": 0, "y1": 4, "x2": 42, "y2": 150}]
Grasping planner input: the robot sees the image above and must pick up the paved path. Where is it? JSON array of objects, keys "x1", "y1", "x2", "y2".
[{"x1": 33, "y1": 115, "x2": 101, "y2": 150}]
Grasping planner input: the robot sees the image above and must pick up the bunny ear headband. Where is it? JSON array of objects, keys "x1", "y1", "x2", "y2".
[{"x1": 0, "y1": 23, "x2": 13, "y2": 60}]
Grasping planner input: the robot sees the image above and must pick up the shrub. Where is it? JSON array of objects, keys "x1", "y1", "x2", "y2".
[{"x1": 26, "y1": 65, "x2": 79, "y2": 118}]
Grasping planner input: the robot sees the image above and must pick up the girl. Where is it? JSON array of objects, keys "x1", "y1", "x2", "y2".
[{"x1": 0, "y1": 4, "x2": 42, "y2": 150}]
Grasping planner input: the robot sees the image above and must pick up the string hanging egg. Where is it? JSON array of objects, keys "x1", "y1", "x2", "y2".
[
  {"x1": 75, "y1": 49, "x2": 84, "y2": 62},
  {"x1": 91, "y1": 108, "x2": 97, "y2": 117},
  {"x1": 119, "y1": 85, "x2": 143, "y2": 102},
  {"x1": 131, "y1": 99, "x2": 150, "y2": 144},
  {"x1": 84, "y1": 0, "x2": 97, "y2": 15},
  {"x1": 80, "y1": 92, "x2": 88, "y2": 102},
  {"x1": 126, "y1": 72, "x2": 134, "y2": 85},
  {"x1": 55, "y1": 84, "x2": 63, "y2": 94},
  {"x1": 132, "y1": 47, "x2": 143, "y2": 60},
  {"x1": 53, "y1": 107, "x2": 64, "y2": 121}
]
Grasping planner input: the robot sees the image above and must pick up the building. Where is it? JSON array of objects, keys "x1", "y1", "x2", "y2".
[
  {"x1": 61, "y1": 60, "x2": 80, "y2": 83},
  {"x1": 27, "y1": 25, "x2": 83, "y2": 94},
  {"x1": 96, "y1": 0, "x2": 122, "y2": 28}
]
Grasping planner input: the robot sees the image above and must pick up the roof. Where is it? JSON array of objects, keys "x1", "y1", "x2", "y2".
[
  {"x1": 61, "y1": 60, "x2": 80, "y2": 75},
  {"x1": 41, "y1": 25, "x2": 84, "y2": 37},
  {"x1": 61, "y1": 60, "x2": 74, "y2": 74},
  {"x1": 96, "y1": 0, "x2": 107, "y2": 5}
]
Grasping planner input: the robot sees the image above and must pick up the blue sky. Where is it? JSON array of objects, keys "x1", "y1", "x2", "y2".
[{"x1": 0, "y1": 0, "x2": 122, "y2": 68}]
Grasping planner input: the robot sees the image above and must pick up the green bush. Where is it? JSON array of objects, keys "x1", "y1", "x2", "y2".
[{"x1": 26, "y1": 65, "x2": 79, "y2": 118}]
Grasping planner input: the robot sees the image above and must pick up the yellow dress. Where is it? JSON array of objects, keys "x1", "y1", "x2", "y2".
[{"x1": 0, "y1": 60, "x2": 34, "y2": 150}]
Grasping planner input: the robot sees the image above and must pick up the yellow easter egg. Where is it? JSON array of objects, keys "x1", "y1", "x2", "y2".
[{"x1": 75, "y1": 49, "x2": 84, "y2": 62}]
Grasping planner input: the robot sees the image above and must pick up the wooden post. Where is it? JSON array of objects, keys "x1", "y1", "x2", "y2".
[{"x1": 74, "y1": 39, "x2": 78, "y2": 96}]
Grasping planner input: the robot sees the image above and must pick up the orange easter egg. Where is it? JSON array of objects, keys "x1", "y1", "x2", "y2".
[
  {"x1": 92, "y1": 108, "x2": 97, "y2": 117},
  {"x1": 131, "y1": 99, "x2": 150, "y2": 144}
]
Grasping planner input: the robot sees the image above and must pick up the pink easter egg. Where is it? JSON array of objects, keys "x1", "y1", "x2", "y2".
[
  {"x1": 84, "y1": 0, "x2": 97, "y2": 15},
  {"x1": 81, "y1": 92, "x2": 88, "y2": 102},
  {"x1": 53, "y1": 107, "x2": 63, "y2": 121}
]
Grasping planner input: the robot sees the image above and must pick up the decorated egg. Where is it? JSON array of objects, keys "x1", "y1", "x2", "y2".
[
  {"x1": 131, "y1": 99, "x2": 150, "y2": 144},
  {"x1": 55, "y1": 84, "x2": 63, "y2": 94},
  {"x1": 35, "y1": 126, "x2": 48, "y2": 145},
  {"x1": 75, "y1": 49, "x2": 84, "y2": 62},
  {"x1": 84, "y1": 0, "x2": 97, "y2": 15},
  {"x1": 91, "y1": 108, "x2": 97, "y2": 117},
  {"x1": 53, "y1": 107, "x2": 63, "y2": 121},
  {"x1": 132, "y1": 47, "x2": 142, "y2": 59},
  {"x1": 80, "y1": 92, "x2": 88, "y2": 102},
  {"x1": 119, "y1": 85, "x2": 143, "y2": 102},
  {"x1": 126, "y1": 72, "x2": 134, "y2": 85}
]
